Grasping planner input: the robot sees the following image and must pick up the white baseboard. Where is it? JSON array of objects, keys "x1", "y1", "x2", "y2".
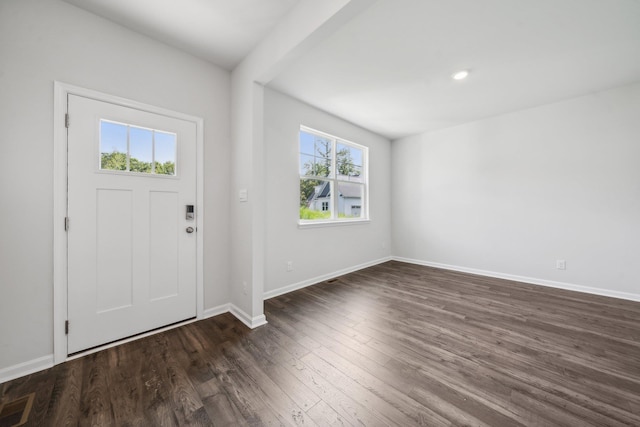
[
  {"x1": 393, "y1": 256, "x2": 640, "y2": 303},
  {"x1": 0, "y1": 355, "x2": 54, "y2": 384},
  {"x1": 202, "y1": 303, "x2": 231, "y2": 319},
  {"x1": 229, "y1": 304, "x2": 268, "y2": 328},
  {"x1": 204, "y1": 303, "x2": 267, "y2": 328},
  {"x1": 264, "y1": 256, "x2": 393, "y2": 300}
]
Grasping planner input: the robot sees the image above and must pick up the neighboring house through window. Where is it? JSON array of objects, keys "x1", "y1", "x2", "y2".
[{"x1": 299, "y1": 126, "x2": 368, "y2": 223}]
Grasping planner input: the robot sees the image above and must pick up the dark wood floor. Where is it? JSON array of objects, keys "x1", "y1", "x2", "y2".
[{"x1": 2, "y1": 261, "x2": 640, "y2": 426}]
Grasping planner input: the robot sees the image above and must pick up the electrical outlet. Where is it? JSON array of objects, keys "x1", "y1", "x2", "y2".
[
  {"x1": 242, "y1": 281, "x2": 248, "y2": 295},
  {"x1": 287, "y1": 261, "x2": 293, "y2": 272},
  {"x1": 556, "y1": 260, "x2": 566, "y2": 270}
]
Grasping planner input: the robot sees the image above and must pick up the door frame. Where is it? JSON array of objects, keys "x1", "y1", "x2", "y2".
[{"x1": 53, "y1": 81, "x2": 205, "y2": 364}]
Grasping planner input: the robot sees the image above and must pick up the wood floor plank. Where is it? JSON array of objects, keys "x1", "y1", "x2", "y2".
[
  {"x1": 105, "y1": 345, "x2": 146, "y2": 426},
  {"x1": 218, "y1": 340, "x2": 317, "y2": 426},
  {"x1": 43, "y1": 359, "x2": 83, "y2": 426},
  {"x1": 300, "y1": 349, "x2": 434, "y2": 426},
  {"x1": 2, "y1": 260, "x2": 639, "y2": 426},
  {"x1": 78, "y1": 351, "x2": 116, "y2": 426},
  {"x1": 305, "y1": 400, "x2": 354, "y2": 427},
  {"x1": 236, "y1": 332, "x2": 321, "y2": 412},
  {"x1": 310, "y1": 344, "x2": 454, "y2": 426},
  {"x1": 198, "y1": 378, "x2": 246, "y2": 427},
  {"x1": 282, "y1": 354, "x2": 392, "y2": 427}
]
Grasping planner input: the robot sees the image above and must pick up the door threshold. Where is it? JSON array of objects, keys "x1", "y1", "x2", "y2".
[{"x1": 67, "y1": 316, "x2": 197, "y2": 361}]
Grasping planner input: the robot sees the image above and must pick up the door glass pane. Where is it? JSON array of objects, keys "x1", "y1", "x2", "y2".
[
  {"x1": 154, "y1": 131, "x2": 176, "y2": 176},
  {"x1": 100, "y1": 121, "x2": 127, "y2": 171},
  {"x1": 300, "y1": 179, "x2": 332, "y2": 220},
  {"x1": 99, "y1": 120, "x2": 176, "y2": 176},
  {"x1": 129, "y1": 126, "x2": 152, "y2": 173}
]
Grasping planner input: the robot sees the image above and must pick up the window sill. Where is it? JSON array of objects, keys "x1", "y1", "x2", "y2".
[{"x1": 298, "y1": 219, "x2": 370, "y2": 229}]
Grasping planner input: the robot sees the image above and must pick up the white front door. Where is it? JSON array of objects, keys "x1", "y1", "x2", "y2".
[{"x1": 67, "y1": 94, "x2": 197, "y2": 354}]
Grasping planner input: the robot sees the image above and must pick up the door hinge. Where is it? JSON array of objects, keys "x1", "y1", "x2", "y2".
[
  {"x1": 64, "y1": 217, "x2": 70, "y2": 231},
  {"x1": 65, "y1": 320, "x2": 69, "y2": 335},
  {"x1": 65, "y1": 113, "x2": 70, "y2": 128}
]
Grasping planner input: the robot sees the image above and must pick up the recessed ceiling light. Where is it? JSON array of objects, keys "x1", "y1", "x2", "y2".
[{"x1": 452, "y1": 70, "x2": 469, "y2": 80}]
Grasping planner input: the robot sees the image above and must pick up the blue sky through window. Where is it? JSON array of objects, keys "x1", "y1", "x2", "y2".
[
  {"x1": 154, "y1": 131, "x2": 176, "y2": 163},
  {"x1": 299, "y1": 131, "x2": 315, "y2": 155},
  {"x1": 130, "y1": 126, "x2": 152, "y2": 163},
  {"x1": 100, "y1": 121, "x2": 127, "y2": 155}
]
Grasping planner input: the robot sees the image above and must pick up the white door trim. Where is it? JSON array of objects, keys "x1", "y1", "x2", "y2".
[{"x1": 53, "y1": 81, "x2": 205, "y2": 364}]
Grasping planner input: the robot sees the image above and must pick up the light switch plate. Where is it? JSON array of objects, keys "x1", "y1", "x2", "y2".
[{"x1": 239, "y1": 189, "x2": 248, "y2": 202}]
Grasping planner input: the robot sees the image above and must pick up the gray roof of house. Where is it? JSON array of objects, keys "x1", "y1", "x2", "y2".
[
  {"x1": 307, "y1": 181, "x2": 361, "y2": 201},
  {"x1": 338, "y1": 183, "x2": 361, "y2": 198}
]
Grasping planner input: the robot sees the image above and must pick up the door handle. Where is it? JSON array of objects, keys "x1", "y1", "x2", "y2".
[{"x1": 186, "y1": 227, "x2": 194, "y2": 234}]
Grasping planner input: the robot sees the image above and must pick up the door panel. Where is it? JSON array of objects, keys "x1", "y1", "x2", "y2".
[
  {"x1": 67, "y1": 94, "x2": 197, "y2": 354},
  {"x1": 96, "y1": 188, "x2": 133, "y2": 312},
  {"x1": 149, "y1": 191, "x2": 180, "y2": 301}
]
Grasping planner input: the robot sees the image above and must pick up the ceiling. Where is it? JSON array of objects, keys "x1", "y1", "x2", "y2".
[
  {"x1": 65, "y1": 0, "x2": 640, "y2": 140},
  {"x1": 269, "y1": 0, "x2": 640, "y2": 139},
  {"x1": 63, "y1": 0, "x2": 299, "y2": 70}
]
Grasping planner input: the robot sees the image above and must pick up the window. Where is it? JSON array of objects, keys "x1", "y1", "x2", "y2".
[
  {"x1": 99, "y1": 120, "x2": 177, "y2": 176},
  {"x1": 299, "y1": 126, "x2": 368, "y2": 223}
]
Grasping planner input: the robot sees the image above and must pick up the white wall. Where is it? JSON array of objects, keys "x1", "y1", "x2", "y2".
[
  {"x1": 392, "y1": 82, "x2": 640, "y2": 300},
  {"x1": 0, "y1": 0, "x2": 230, "y2": 372},
  {"x1": 229, "y1": 0, "x2": 372, "y2": 323},
  {"x1": 264, "y1": 88, "x2": 391, "y2": 296}
]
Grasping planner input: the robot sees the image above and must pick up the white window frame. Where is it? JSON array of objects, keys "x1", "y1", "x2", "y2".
[{"x1": 299, "y1": 125, "x2": 369, "y2": 227}]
